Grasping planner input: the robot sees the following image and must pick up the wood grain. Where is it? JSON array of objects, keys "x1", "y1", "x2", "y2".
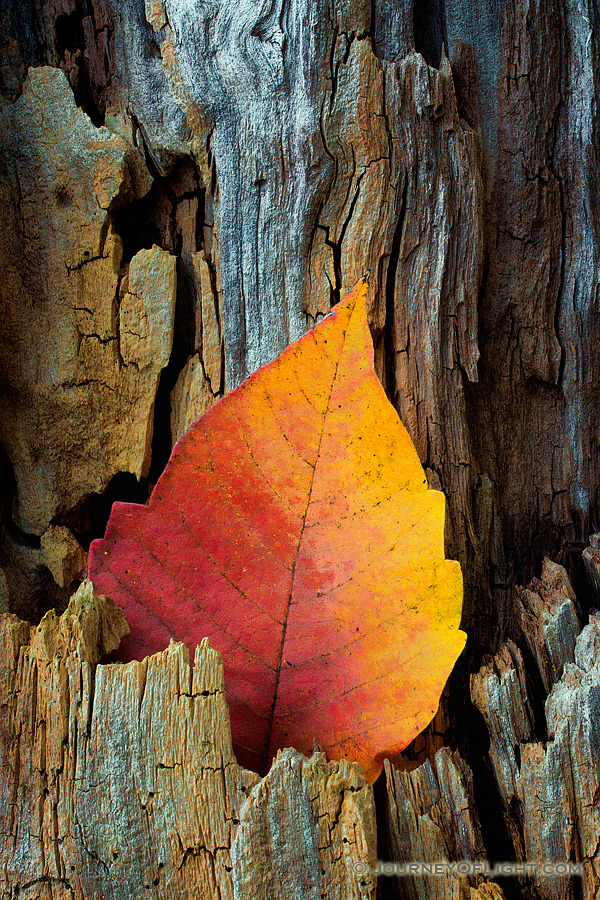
[
  {"x1": 471, "y1": 557, "x2": 598, "y2": 899},
  {"x1": 0, "y1": 582, "x2": 376, "y2": 899}
]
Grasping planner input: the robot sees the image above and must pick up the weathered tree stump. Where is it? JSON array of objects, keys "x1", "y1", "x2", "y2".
[
  {"x1": 1, "y1": 1, "x2": 600, "y2": 897},
  {"x1": 3, "y1": 552, "x2": 597, "y2": 897},
  {"x1": 0, "y1": 583, "x2": 376, "y2": 899}
]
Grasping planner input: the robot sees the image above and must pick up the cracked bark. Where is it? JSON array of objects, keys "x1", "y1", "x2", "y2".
[
  {"x1": 3, "y1": 556, "x2": 597, "y2": 898},
  {"x1": 0, "y1": 0, "x2": 599, "y2": 897},
  {"x1": 470, "y1": 550, "x2": 600, "y2": 900},
  {"x1": 0, "y1": 582, "x2": 376, "y2": 900}
]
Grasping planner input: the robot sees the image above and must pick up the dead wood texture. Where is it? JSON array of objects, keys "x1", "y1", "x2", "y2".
[
  {"x1": 0, "y1": 582, "x2": 377, "y2": 900},
  {"x1": 470, "y1": 554, "x2": 600, "y2": 900},
  {"x1": 1, "y1": 0, "x2": 599, "y2": 649},
  {"x1": 1, "y1": 1, "x2": 600, "y2": 899},
  {"x1": 1, "y1": 556, "x2": 597, "y2": 898}
]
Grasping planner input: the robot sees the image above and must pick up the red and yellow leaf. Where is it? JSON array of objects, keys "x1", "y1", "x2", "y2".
[{"x1": 89, "y1": 280, "x2": 466, "y2": 782}]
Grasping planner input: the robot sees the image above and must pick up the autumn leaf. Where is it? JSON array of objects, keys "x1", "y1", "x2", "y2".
[{"x1": 89, "y1": 279, "x2": 466, "y2": 782}]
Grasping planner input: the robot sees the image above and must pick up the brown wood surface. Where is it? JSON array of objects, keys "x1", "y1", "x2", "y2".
[
  {"x1": 0, "y1": 1, "x2": 599, "y2": 897},
  {"x1": 1, "y1": 0, "x2": 599, "y2": 646},
  {"x1": 0, "y1": 582, "x2": 377, "y2": 899},
  {"x1": 3, "y1": 557, "x2": 596, "y2": 897}
]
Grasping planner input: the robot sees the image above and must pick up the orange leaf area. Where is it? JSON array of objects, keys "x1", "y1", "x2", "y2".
[{"x1": 89, "y1": 280, "x2": 466, "y2": 781}]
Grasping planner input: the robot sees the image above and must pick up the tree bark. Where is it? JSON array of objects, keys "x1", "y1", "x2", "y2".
[
  {"x1": 0, "y1": 0, "x2": 598, "y2": 897},
  {"x1": 1, "y1": 561, "x2": 597, "y2": 898},
  {"x1": 0, "y1": 582, "x2": 377, "y2": 899}
]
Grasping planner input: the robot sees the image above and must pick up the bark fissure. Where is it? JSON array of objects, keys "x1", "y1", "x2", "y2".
[{"x1": 383, "y1": 173, "x2": 408, "y2": 401}]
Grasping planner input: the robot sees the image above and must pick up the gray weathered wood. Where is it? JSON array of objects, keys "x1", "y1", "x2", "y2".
[
  {"x1": 0, "y1": 583, "x2": 376, "y2": 899},
  {"x1": 2, "y1": 0, "x2": 600, "y2": 654},
  {"x1": 511, "y1": 558, "x2": 581, "y2": 694},
  {"x1": 385, "y1": 748, "x2": 488, "y2": 900},
  {"x1": 471, "y1": 558, "x2": 599, "y2": 899},
  {"x1": 1, "y1": 2, "x2": 600, "y2": 897},
  {"x1": 583, "y1": 533, "x2": 600, "y2": 602}
]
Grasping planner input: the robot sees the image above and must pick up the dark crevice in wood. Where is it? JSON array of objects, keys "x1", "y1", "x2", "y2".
[
  {"x1": 506, "y1": 631, "x2": 548, "y2": 745},
  {"x1": 44, "y1": 0, "x2": 116, "y2": 128},
  {"x1": 522, "y1": 517, "x2": 598, "y2": 626},
  {"x1": 466, "y1": 701, "x2": 523, "y2": 900},
  {"x1": 57, "y1": 472, "x2": 151, "y2": 550},
  {"x1": 557, "y1": 536, "x2": 596, "y2": 625},
  {"x1": 70, "y1": 154, "x2": 208, "y2": 532},
  {"x1": 330, "y1": 175, "x2": 364, "y2": 306},
  {"x1": 55, "y1": 6, "x2": 106, "y2": 126},
  {"x1": 373, "y1": 771, "x2": 393, "y2": 900},
  {"x1": 450, "y1": 40, "x2": 481, "y2": 132},
  {"x1": 113, "y1": 157, "x2": 196, "y2": 266},
  {"x1": 1, "y1": 548, "x2": 72, "y2": 624},
  {"x1": 0, "y1": 446, "x2": 37, "y2": 549},
  {"x1": 150, "y1": 171, "x2": 206, "y2": 485},
  {"x1": 328, "y1": 25, "x2": 340, "y2": 110},
  {"x1": 0, "y1": 447, "x2": 72, "y2": 622},
  {"x1": 412, "y1": 0, "x2": 447, "y2": 69},
  {"x1": 384, "y1": 174, "x2": 408, "y2": 402},
  {"x1": 147, "y1": 283, "x2": 195, "y2": 482}
]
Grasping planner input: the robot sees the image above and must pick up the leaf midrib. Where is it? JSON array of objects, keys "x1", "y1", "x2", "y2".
[{"x1": 260, "y1": 301, "x2": 354, "y2": 775}]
